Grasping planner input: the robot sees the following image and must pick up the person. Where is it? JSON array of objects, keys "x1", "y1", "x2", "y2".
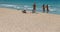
[
  {"x1": 22, "y1": 10, "x2": 26, "y2": 13},
  {"x1": 32, "y1": 2, "x2": 36, "y2": 13},
  {"x1": 46, "y1": 4, "x2": 49, "y2": 13},
  {"x1": 22, "y1": 5, "x2": 27, "y2": 13},
  {"x1": 42, "y1": 4, "x2": 45, "y2": 13}
]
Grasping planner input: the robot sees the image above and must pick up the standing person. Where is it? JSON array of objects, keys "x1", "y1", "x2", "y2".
[
  {"x1": 42, "y1": 4, "x2": 45, "y2": 13},
  {"x1": 46, "y1": 4, "x2": 49, "y2": 13},
  {"x1": 32, "y1": 2, "x2": 36, "y2": 13}
]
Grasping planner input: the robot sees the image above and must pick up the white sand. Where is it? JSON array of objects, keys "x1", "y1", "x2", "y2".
[{"x1": 0, "y1": 8, "x2": 60, "y2": 32}]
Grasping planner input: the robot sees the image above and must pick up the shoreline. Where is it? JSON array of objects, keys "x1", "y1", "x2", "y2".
[
  {"x1": 1, "y1": 7, "x2": 60, "y2": 15},
  {"x1": 0, "y1": 3, "x2": 60, "y2": 15}
]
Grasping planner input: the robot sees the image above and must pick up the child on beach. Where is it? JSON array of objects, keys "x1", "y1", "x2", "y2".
[{"x1": 22, "y1": 5, "x2": 27, "y2": 13}]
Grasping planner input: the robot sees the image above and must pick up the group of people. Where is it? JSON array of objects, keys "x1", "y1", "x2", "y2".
[
  {"x1": 43, "y1": 4, "x2": 49, "y2": 13},
  {"x1": 22, "y1": 3, "x2": 49, "y2": 13}
]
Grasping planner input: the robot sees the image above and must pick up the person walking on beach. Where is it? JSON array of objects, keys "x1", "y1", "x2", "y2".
[
  {"x1": 42, "y1": 4, "x2": 45, "y2": 13},
  {"x1": 46, "y1": 4, "x2": 49, "y2": 13},
  {"x1": 32, "y1": 3, "x2": 36, "y2": 13}
]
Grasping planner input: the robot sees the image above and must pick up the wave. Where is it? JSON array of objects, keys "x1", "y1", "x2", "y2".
[
  {"x1": 48, "y1": 5, "x2": 60, "y2": 12},
  {"x1": 49, "y1": 8, "x2": 56, "y2": 12},
  {"x1": 0, "y1": 4, "x2": 33, "y2": 10},
  {"x1": 0, "y1": 4, "x2": 21, "y2": 9}
]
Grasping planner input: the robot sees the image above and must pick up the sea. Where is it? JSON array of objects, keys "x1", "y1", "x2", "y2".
[{"x1": 0, "y1": 0, "x2": 60, "y2": 15}]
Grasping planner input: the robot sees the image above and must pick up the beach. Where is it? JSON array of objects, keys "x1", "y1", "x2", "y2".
[{"x1": 0, "y1": 8, "x2": 60, "y2": 32}]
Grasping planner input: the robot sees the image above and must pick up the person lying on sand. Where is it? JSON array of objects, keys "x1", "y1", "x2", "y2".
[{"x1": 22, "y1": 10, "x2": 26, "y2": 13}]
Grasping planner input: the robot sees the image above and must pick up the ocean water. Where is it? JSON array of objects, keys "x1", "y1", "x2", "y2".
[{"x1": 0, "y1": 0, "x2": 60, "y2": 14}]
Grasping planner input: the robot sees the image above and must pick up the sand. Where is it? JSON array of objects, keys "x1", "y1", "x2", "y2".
[{"x1": 0, "y1": 8, "x2": 60, "y2": 32}]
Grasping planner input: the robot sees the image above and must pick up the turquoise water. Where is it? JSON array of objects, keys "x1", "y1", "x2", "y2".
[{"x1": 0, "y1": 0, "x2": 60, "y2": 14}]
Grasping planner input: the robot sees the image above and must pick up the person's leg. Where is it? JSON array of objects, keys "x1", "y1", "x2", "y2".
[
  {"x1": 47, "y1": 10, "x2": 49, "y2": 13},
  {"x1": 32, "y1": 10, "x2": 36, "y2": 13},
  {"x1": 43, "y1": 9, "x2": 45, "y2": 13}
]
